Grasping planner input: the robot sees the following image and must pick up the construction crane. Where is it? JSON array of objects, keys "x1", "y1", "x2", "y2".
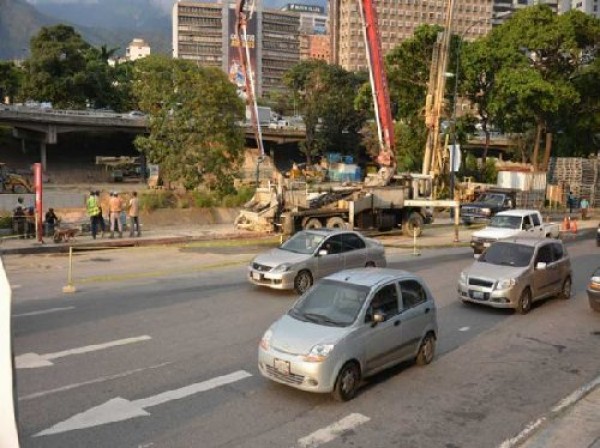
[
  {"x1": 234, "y1": 0, "x2": 265, "y2": 161},
  {"x1": 422, "y1": 0, "x2": 456, "y2": 191}
]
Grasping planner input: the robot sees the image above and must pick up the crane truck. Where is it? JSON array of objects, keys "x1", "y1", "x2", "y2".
[{"x1": 233, "y1": 0, "x2": 456, "y2": 236}]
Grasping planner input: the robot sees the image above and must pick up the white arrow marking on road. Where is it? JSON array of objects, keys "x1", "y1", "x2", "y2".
[
  {"x1": 13, "y1": 306, "x2": 75, "y2": 318},
  {"x1": 35, "y1": 369, "x2": 252, "y2": 437},
  {"x1": 296, "y1": 413, "x2": 371, "y2": 448},
  {"x1": 459, "y1": 326, "x2": 470, "y2": 332},
  {"x1": 16, "y1": 335, "x2": 152, "y2": 369}
]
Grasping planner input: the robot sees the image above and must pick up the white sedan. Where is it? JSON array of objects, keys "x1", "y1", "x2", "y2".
[{"x1": 248, "y1": 229, "x2": 387, "y2": 294}]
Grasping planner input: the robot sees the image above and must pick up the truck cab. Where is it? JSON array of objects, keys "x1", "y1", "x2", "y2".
[{"x1": 460, "y1": 189, "x2": 516, "y2": 225}]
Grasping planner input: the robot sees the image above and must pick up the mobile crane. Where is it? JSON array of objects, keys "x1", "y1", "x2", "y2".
[{"x1": 234, "y1": 0, "x2": 458, "y2": 236}]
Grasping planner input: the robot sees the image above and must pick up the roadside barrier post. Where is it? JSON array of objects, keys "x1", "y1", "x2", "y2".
[
  {"x1": 62, "y1": 246, "x2": 77, "y2": 294},
  {"x1": 412, "y1": 227, "x2": 421, "y2": 256},
  {"x1": 453, "y1": 204, "x2": 460, "y2": 243}
]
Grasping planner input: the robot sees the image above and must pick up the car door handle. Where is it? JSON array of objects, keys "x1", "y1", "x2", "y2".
[
  {"x1": 394, "y1": 320, "x2": 401, "y2": 326},
  {"x1": 425, "y1": 307, "x2": 431, "y2": 314}
]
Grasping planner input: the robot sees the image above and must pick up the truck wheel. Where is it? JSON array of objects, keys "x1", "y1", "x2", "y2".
[
  {"x1": 404, "y1": 212, "x2": 424, "y2": 237},
  {"x1": 12, "y1": 185, "x2": 27, "y2": 194},
  {"x1": 294, "y1": 270, "x2": 313, "y2": 295},
  {"x1": 326, "y1": 216, "x2": 347, "y2": 229},
  {"x1": 516, "y1": 288, "x2": 532, "y2": 314},
  {"x1": 303, "y1": 218, "x2": 322, "y2": 230}
]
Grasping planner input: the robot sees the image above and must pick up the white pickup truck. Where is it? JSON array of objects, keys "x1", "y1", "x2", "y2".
[{"x1": 470, "y1": 209, "x2": 560, "y2": 256}]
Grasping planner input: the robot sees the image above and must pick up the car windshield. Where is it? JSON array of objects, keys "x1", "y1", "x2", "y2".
[
  {"x1": 280, "y1": 231, "x2": 326, "y2": 255},
  {"x1": 479, "y1": 242, "x2": 534, "y2": 267},
  {"x1": 489, "y1": 215, "x2": 522, "y2": 229},
  {"x1": 289, "y1": 280, "x2": 369, "y2": 327},
  {"x1": 476, "y1": 193, "x2": 503, "y2": 204}
]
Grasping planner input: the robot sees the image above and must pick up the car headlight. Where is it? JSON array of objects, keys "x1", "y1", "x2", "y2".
[
  {"x1": 303, "y1": 344, "x2": 335, "y2": 362},
  {"x1": 271, "y1": 263, "x2": 293, "y2": 273},
  {"x1": 482, "y1": 208, "x2": 492, "y2": 215},
  {"x1": 460, "y1": 272, "x2": 468, "y2": 284},
  {"x1": 259, "y1": 329, "x2": 273, "y2": 350},
  {"x1": 496, "y1": 278, "x2": 516, "y2": 290}
]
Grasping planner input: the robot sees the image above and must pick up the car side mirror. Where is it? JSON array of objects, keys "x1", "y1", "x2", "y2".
[
  {"x1": 536, "y1": 262, "x2": 547, "y2": 270},
  {"x1": 371, "y1": 313, "x2": 385, "y2": 327},
  {"x1": 318, "y1": 249, "x2": 328, "y2": 256}
]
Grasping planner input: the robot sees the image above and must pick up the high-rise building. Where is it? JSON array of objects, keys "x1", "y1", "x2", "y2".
[
  {"x1": 281, "y1": 3, "x2": 329, "y2": 34},
  {"x1": 331, "y1": 0, "x2": 494, "y2": 72},
  {"x1": 559, "y1": 0, "x2": 599, "y2": 17},
  {"x1": 300, "y1": 34, "x2": 331, "y2": 61},
  {"x1": 172, "y1": 1, "x2": 300, "y2": 96}
]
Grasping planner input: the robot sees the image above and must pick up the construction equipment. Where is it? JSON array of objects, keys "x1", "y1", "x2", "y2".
[
  {"x1": 95, "y1": 156, "x2": 143, "y2": 183},
  {"x1": 0, "y1": 163, "x2": 33, "y2": 194},
  {"x1": 233, "y1": 0, "x2": 458, "y2": 236}
]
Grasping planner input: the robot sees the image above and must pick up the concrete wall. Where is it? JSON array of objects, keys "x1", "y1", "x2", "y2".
[{"x1": 0, "y1": 193, "x2": 85, "y2": 214}]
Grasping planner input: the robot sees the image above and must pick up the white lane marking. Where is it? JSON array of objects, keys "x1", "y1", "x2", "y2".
[
  {"x1": 19, "y1": 362, "x2": 171, "y2": 401},
  {"x1": 296, "y1": 413, "x2": 371, "y2": 448},
  {"x1": 11, "y1": 284, "x2": 21, "y2": 289},
  {"x1": 13, "y1": 306, "x2": 75, "y2": 318},
  {"x1": 459, "y1": 326, "x2": 470, "y2": 332},
  {"x1": 16, "y1": 335, "x2": 152, "y2": 369},
  {"x1": 35, "y1": 370, "x2": 252, "y2": 437},
  {"x1": 498, "y1": 373, "x2": 600, "y2": 448}
]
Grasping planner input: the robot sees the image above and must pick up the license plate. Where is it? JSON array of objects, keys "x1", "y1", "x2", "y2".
[
  {"x1": 252, "y1": 272, "x2": 262, "y2": 281},
  {"x1": 274, "y1": 359, "x2": 290, "y2": 375},
  {"x1": 471, "y1": 290, "x2": 484, "y2": 300},
  {"x1": 483, "y1": 242, "x2": 491, "y2": 248}
]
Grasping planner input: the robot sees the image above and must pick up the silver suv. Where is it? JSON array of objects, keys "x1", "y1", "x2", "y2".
[
  {"x1": 458, "y1": 238, "x2": 572, "y2": 314},
  {"x1": 258, "y1": 268, "x2": 438, "y2": 401}
]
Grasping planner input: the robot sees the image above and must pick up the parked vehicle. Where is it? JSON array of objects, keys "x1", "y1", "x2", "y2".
[
  {"x1": 470, "y1": 209, "x2": 560, "y2": 256},
  {"x1": 458, "y1": 238, "x2": 572, "y2": 314},
  {"x1": 248, "y1": 229, "x2": 386, "y2": 294},
  {"x1": 587, "y1": 267, "x2": 600, "y2": 312},
  {"x1": 460, "y1": 188, "x2": 517, "y2": 225},
  {"x1": 235, "y1": 174, "x2": 435, "y2": 236},
  {"x1": 258, "y1": 268, "x2": 438, "y2": 400},
  {"x1": 596, "y1": 223, "x2": 600, "y2": 247}
]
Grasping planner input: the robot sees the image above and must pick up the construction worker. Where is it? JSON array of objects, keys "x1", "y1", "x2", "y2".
[
  {"x1": 580, "y1": 196, "x2": 590, "y2": 220},
  {"x1": 86, "y1": 191, "x2": 100, "y2": 239},
  {"x1": 109, "y1": 192, "x2": 123, "y2": 238}
]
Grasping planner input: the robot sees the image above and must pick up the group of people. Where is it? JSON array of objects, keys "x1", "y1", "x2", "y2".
[
  {"x1": 86, "y1": 190, "x2": 141, "y2": 239},
  {"x1": 567, "y1": 191, "x2": 591, "y2": 220}
]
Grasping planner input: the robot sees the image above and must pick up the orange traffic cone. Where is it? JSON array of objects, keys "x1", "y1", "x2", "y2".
[
  {"x1": 571, "y1": 219, "x2": 578, "y2": 234},
  {"x1": 562, "y1": 215, "x2": 570, "y2": 231}
]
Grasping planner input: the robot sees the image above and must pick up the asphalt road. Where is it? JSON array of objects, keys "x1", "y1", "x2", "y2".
[{"x1": 6, "y1": 237, "x2": 600, "y2": 448}]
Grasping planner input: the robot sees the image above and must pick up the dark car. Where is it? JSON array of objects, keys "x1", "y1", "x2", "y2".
[
  {"x1": 461, "y1": 189, "x2": 517, "y2": 225},
  {"x1": 587, "y1": 267, "x2": 600, "y2": 312}
]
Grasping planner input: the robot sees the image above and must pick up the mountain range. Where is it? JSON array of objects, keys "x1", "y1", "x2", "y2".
[{"x1": 0, "y1": 0, "x2": 327, "y2": 60}]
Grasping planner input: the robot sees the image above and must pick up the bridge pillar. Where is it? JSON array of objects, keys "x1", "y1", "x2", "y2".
[{"x1": 40, "y1": 142, "x2": 47, "y2": 172}]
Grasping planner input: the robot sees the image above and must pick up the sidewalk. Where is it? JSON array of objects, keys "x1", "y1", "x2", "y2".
[
  {"x1": 501, "y1": 376, "x2": 600, "y2": 448},
  {"x1": 0, "y1": 214, "x2": 596, "y2": 255}
]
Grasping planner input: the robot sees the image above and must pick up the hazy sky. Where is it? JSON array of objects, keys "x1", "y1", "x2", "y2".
[{"x1": 26, "y1": 0, "x2": 176, "y2": 13}]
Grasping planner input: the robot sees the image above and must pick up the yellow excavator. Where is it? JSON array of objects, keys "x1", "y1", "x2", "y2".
[{"x1": 0, "y1": 163, "x2": 33, "y2": 194}]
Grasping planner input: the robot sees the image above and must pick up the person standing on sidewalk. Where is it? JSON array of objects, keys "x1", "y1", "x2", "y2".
[
  {"x1": 86, "y1": 190, "x2": 100, "y2": 239},
  {"x1": 128, "y1": 191, "x2": 141, "y2": 237},
  {"x1": 580, "y1": 196, "x2": 589, "y2": 220},
  {"x1": 108, "y1": 192, "x2": 123, "y2": 238},
  {"x1": 94, "y1": 190, "x2": 106, "y2": 237}
]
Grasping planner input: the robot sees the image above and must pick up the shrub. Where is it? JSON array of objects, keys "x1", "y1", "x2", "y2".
[
  {"x1": 0, "y1": 215, "x2": 12, "y2": 229},
  {"x1": 139, "y1": 191, "x2": 176, "y2": 211},
  {"x1": 191, "y1": 191, "x2": 216, "y2": 208}
]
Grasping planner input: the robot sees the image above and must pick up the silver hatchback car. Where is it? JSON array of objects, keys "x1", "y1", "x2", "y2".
[
  {"x1": 258, "y1": 268, "x2": 438, "y2": 401},
  {"x1": 248, "y1": 229, "x2": 387, "y2": 294}
]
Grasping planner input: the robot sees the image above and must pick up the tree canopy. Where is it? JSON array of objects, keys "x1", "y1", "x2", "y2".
[{"x1": 132, "y1": 55, "x2": 245, "y2": 193}]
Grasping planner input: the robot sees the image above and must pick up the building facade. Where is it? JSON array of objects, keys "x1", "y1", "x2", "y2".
[
  {"x1": 172, "y1": 0, "x2": 300, "y2": 96},
  {"x1": 300, "y1": 34, "x2": 331, "y2": 61},
  {"x1": 125, "y1": 38, "x2": 151, "y2": 62},
  {"x1": 281, "y1": 3, "x2": 329, "y2": 34},
  {"x1": 559, "y1": 0, "x2": 599, "y2": 17},
  {"x1": 331, "y1": 0, "x2": 494, "y2": 72}
]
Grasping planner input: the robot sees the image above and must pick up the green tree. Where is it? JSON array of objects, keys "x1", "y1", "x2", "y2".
[
  {"x1": 132, "y1": 55, "x2": 245, "y2": 193},
  {"x1": 0, "y1": 61, "x2": 22, "y2": 103},
  {"x1": 284, "y1": 60, "x2": 366, "y2": 165}
]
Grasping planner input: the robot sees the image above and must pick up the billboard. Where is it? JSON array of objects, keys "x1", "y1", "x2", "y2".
[{"x1": 228, "y1": 7, "x2": 257, "y2": 94}]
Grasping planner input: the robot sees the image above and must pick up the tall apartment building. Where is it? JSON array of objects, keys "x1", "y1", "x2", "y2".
[
  {"x1": 331, "y1": 0, "x2": 494, "y2": 71},
  {"x1": 281, "y1": 3, "x2": 329, "y2": 34},
  {"x1": 559, "y1": 0, "x2": 599, "y2": 17},
  {"x1": 300, "y1": 34, "x2": 332, "y2": 60},
  {"x1": 172, "y1": 1, "x2": 300, "y2": 96}
]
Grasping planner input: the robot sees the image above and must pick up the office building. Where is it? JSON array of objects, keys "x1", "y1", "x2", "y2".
[
  {"x1": 281, "y1": 3, "x2": 329, "y2": 34},
  {"x1": 172, "y1": 1, "x2": 300, "y2": 96},
  {"x1": 331, "y1": 0, "x2": 494, "y2": 71}
]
